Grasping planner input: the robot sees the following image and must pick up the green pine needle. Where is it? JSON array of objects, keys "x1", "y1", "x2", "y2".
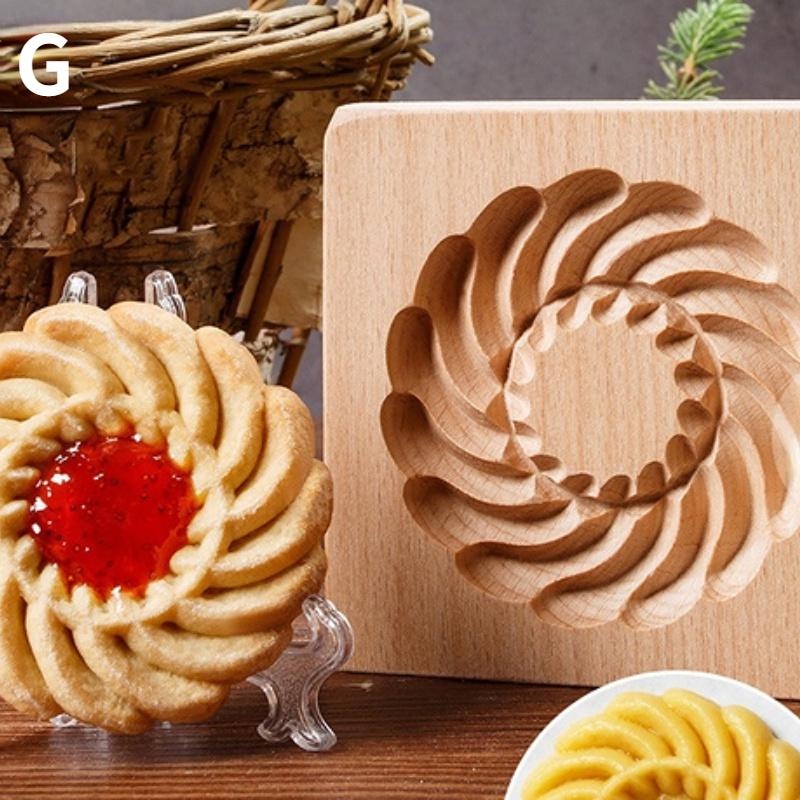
[{"x1": 645, "y1": 0, "x2": 753, "y2": 100}]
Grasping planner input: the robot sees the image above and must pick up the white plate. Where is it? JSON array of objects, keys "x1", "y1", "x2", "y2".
[{"x1": 505, "y1": 670, "x2": 800, "y2": 800}]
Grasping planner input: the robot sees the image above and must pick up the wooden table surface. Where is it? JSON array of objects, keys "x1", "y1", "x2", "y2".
[
  {"x1": 0, "y1": 673, "x2": 581, "y2": 800},
  {"x1": 2, "y1": 673, "x2": 799, "y2": 800}
]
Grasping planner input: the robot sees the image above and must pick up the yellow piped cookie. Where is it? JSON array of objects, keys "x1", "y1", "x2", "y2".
[{"x1": 523, "y1": 690, "x2": 800, "y2": 799}]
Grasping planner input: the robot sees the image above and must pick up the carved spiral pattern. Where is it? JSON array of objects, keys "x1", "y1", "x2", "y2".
[
  {"x1": 0, "y1": 302, "x2": 331, "y2": 733},
  {"x1": 382, "y1": 169, "x2": 800, "y2": 629},
  {"x1": 523, "y1": 690, "x2": 800, "y2": 799}
]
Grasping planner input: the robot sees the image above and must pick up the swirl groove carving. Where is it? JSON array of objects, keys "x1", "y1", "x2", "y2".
[{"x1": 382, "y1": 169, "x2": 800, "y2": 629}]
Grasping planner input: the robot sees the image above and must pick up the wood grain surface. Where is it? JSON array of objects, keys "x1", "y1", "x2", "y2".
[
  {"x1": 324, "y1": 101, "x2": 800, "y2": 695},
  {"x1": 0, "y1": 674, "x2": 592, "y2": 800}
]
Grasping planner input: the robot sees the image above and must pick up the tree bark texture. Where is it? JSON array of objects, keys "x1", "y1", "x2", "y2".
[{"x1": 0, "y1": 87, "x2": 345, "y2": 331}]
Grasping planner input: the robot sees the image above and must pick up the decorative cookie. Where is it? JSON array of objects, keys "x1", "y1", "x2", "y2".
[
  {"x1": 523, "y1": 689, "x2": 800, "y2": 799},
  {"x1": 0, "y1": 301, "x2": 331, "y2": 733},
  {"x1": 382, "y1": 169, "x2": 800, "y2": 629}
]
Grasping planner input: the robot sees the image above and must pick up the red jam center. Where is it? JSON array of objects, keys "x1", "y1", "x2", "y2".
[{"x1": 26, "y1": 436, "x2": 199, "y2": 600}]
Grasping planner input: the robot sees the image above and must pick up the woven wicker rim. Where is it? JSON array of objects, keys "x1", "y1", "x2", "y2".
[{"x1": 0, "y1": 0, "x2": 433, "y2": 107}]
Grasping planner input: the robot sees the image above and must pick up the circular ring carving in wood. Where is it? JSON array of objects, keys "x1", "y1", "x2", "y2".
[{"x1": 381, "y1": 168, "x2": 800, "y2": 630}]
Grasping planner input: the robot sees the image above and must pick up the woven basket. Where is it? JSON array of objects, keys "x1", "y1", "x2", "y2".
[{"x1": 0, "y1": 1, "x2": 432, "y2": 382}]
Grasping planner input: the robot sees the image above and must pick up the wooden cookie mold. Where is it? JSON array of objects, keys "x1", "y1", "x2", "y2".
[
  {"x1": 381, "y1": 169, "x2": 800, "y2": 630},
  {"x1": 324, "y1": 102, "x2": 800, "y2": 693}
]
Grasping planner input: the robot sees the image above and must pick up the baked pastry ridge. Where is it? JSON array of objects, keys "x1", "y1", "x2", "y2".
[{"x1": 0, "y1": 301, "x2": 331, "y2": 733}]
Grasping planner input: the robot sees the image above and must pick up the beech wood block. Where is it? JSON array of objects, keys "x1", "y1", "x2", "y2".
[{"x1": 324, "y1": 101, "x2": 800, "y2": 695}]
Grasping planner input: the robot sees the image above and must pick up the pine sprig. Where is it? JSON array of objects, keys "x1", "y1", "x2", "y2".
[{"x1": 645, "y1": 0, "x2": 753, "y2": 100}]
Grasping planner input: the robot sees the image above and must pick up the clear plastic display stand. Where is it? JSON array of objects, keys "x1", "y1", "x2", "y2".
[{"x1": 52, "y1": 269, "x2": 354, "y2": 752}]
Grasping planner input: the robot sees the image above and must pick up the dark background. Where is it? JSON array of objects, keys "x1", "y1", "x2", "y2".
[
  {"x1": 4, "y1": 1, "x2": 799, "y2": 100},
  {"x1": 2, "y1": 1, "x2": 798, "y2": 419}
]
